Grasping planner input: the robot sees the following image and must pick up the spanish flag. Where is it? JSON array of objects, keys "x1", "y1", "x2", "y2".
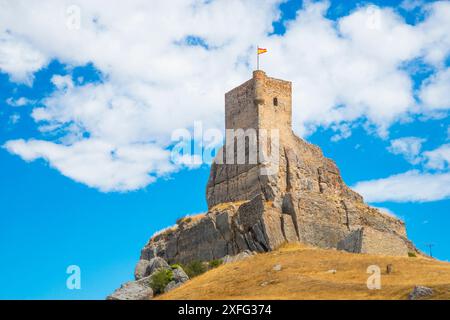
[{"x1": 257, "y1": 47, "x2": 267, "y2": 55}]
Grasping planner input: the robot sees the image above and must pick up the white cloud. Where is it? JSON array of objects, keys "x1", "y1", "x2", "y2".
[
  {"x1": 8, "y1": 113, "x2": 20, "y2": 125},
  {"x1": 353, "y1": 170, "x2": 450, "y2": 202},
  {"x1": 51, "y1": 74, "x2": 74, "y2": 90},
  {"x1": 387, "y1": 136, "x2": 425, "y2": 164},
  {"x1": 6, "y1": 97, "x2": 34, "y2": 107},
  {"x1": 423, "y1": 143, "x2": 450, "y2": 170},
  {"x1": 419, "y1": 1, "x2": 450, "y2": 67},
  {"x1": 400, "y1": 0, "x2": 424, "y2": 11},
  {"x1": 372, "y1": 206, "x2": 402, "y2": 220},
  {"x1": 419, "y1": 68, "x2": 450, "y2": 111},
  {"x1": 356, "y1": 141, "x2": 450, "y2": 203},
  {"x1": 4, "y1": 139, "x2": 174, "y2": 192},
  {"x1": 262, "y1": 1, "x2": 449, "y2": 136},
  {"x1": 330, "y1": 123, "x2": 352, "y2": 142},
  {"x1": 172, "y1": 154, "x2": 203, "y2": 169},
  {"x1": 0, "y1": 0, "x2": 449, "y2": 191},
  {"x1": 0, "y1": 33, "x2": 47, "y2": 84}
]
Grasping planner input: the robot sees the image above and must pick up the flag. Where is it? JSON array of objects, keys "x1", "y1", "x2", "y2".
[{"x1": 257, "y1": 47, "x2": 267, "y2": 55}]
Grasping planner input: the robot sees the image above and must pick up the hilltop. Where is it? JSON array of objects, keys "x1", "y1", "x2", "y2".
[{"x1": 157, "y1": 244, "x2": 450, "y2": 300}]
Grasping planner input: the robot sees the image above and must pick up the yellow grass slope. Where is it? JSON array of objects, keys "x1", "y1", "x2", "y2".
[{"x1": 158, "y1": 244, "x2": 450, "y2": 300}]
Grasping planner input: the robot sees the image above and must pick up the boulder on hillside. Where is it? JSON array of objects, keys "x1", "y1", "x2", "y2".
[
  {"x1": 107, "y1": 276, "x2": 153, "y2": 300},
  {"x1": 172, "y1": 267, "x2": 189, "y2": 283},
  {"x1": 408, "y1": 286, "x2": 433, "y2": 300},
  {"x1": 134, "y1": 257, "x2": 170, "y2": 280},
  {"x1": 222, "y1": 250, "x2": 256, "y2": 264},
  {"x1": 164, "y1": 281, "x2": 182, "y2": 293}
]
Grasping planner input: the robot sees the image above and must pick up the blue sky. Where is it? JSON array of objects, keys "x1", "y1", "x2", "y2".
[{"x1": 0, "y1": 0, "x2": 449, "y2": 299}]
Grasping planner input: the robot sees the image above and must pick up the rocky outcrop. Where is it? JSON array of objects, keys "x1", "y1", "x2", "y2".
[
  {"x1": 337, "y1": 227, "x2": 410, "y2": 256},
  {"x1": 134, "y1": 257, "x2": 170, "y2": 280},
  {"x1": 108, "y1": 257, "x2": 190, "y2": 299},
  {"x1": 107, "y1": 277, "x2": 153, "y2": 300},
  {"x1": 139, "y1": 195, "x2": 302, "y2": 265},
  {"x1": 164, "y1": 267, "x2": 190, "y2": 293},
  {"x1": 138, "y1": 134, "x2": 416, "y2": 265}
]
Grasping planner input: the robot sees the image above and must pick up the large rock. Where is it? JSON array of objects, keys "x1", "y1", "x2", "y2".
[
  {"x1": 408, "y1": 286, "x2": 434, "y2": 300},
  {"x1": 139, "y1": 143, "x2": 414, "y2": 262},
  {"x1": 164, "y1": 281, "x2": 182, "y2": 293},
  {"x1": 134, "y1": 259, "x2": 151, "y2": 280},
  {"x1": 134, "y1": 257, "x2": 170, "y2": 280},
  {"x1": 222, "y1": 250, "x2": 256, "y2": 264},
  {"x1": 107, "y1": 277, "x2": 153, "y2": 300},
  {"x1": 172, "y1": 267, "x2": 189, "y2": 283},
  {"x1": 337, "y1": 227, "x2": 409, "y2": 256}
]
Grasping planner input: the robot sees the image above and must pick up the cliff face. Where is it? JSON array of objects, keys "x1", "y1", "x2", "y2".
[
  {"x1": 140, "y1": 135, "x2": 414, "y2": 266},
  {"x1": 138, "y1": 70, "x2": 416, "y2": 269}
]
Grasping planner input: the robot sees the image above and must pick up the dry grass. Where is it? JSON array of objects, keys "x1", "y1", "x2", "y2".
[
  {"x1": 178, "y1": 213, "x2": 206, "y2": 225},
  {"x1": 209, "y1": 201, "x2": 248, "y2": 213},
  {"x1": 157, "y1": 243, "x2": 450, "y2": 300}
]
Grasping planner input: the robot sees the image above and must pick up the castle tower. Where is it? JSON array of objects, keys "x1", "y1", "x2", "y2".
[
  {"x1": 225, "y1": 70, "x2": 293, "y2": 138},
  {"x1": 206, "y1": 70, "x2": 294, "y2": 208}
]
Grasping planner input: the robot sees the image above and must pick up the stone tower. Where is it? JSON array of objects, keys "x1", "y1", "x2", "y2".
[{"x1": 225, "y1": 70, "x2": 292, "y2": 137}]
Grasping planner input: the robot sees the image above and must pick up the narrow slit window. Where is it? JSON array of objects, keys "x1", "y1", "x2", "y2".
[{"x1": 273, "y1": 97, "x2": 278, "y2": 106}]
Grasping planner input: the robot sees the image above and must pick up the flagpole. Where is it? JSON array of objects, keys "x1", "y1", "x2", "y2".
[{"x1": 257, "y1": 45, "x2": 259, "y2": 70}]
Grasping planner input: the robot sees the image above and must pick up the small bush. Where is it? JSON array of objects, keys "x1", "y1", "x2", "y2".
[
  {"x1": 184, "y1": 217, "x2": 192, "y2": 224},
  {"x1": 171, "y1": 263, "x2": 182, "y2": 270},
  {"x1": 184, "y1": 260, "x2": 206, "y2": 278},
  {"x1": 408, "y1": 252, "x2": 417, "y2": 258},
  {"x1": 209, "y1": 259, "x2": 223, "y2": 269},
  {"x1": 176, "y1": 216, "x2": 192, "y2": 225},
  {"x1": 150, "y1": 269, "x2": 173, "y2": 294}
]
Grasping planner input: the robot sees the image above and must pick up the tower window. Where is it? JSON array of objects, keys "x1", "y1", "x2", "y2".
[{"x1": 273, "y1": 97, "x2": 278, "y2": 106}]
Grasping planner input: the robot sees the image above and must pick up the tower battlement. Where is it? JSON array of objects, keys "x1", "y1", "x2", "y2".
[{"x1": 225, "y1": 70, "x2": 292, "y2": 137}]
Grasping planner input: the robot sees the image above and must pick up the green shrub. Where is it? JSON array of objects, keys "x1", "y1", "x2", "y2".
[
  {"x1": 171, "y1": 263, "x2": 182, "y2": 270},
  {"x1": 175, "y1": 217, "x2": 184, "y2": 225},
  {"x1": 184, "y1": 260, "x2": 206, "y2": 278},
  {"x1": 209, "y1": 259, "x2": 223, "y2": 269},
  {"x1": 408, "y1": 252, "x2": 417, "y2": 258},
  {"x1": 150, "y1": 269, "x2": 173, "y2": 294},
  {"x1": 176, "y1": 216, "x2": 192, "y2": 225}
]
